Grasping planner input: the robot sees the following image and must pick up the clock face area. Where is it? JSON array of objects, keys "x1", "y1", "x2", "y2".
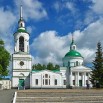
[{"x1": 19, "y1": 61, "x2": 24, "y2": 66}]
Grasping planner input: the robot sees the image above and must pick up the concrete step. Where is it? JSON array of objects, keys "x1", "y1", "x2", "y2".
[
  {"x1": 15, "y1": 89, "x2": 103, "y2": 103},
  {"x1": 16, "y1": 96, "x2": 103, "y2": 102},
  {"x1": 17, "y1": 92, "x2": 103, "y2": 97}
]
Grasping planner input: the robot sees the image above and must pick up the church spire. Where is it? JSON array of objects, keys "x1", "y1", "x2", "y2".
[
  {"x1": 70, "y1": 34, "x2": 76, "y2": 50},
  {"x1": 72, "y1": 34, "x2": 74, "y2": 44},
  {"x1": 20, "y1": 5, "x2": 23, "y2": 20},
  {"x1": 18, "y1": 5, "x2": 25, "y2": 29}
]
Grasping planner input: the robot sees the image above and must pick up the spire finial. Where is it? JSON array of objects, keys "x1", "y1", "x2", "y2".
[
  {"x1": 72, "y1": 34, "x2": 74, "y2": 43},
  {"x1": 20, "y1": 5, "x2": 23, "y2": 20}
]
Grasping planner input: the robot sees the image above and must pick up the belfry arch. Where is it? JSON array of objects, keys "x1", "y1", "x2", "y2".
[{"x1": 19, "y1": 36, "x2": 24, "y2": 52}]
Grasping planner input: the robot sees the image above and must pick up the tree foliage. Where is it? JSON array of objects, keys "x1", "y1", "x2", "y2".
[
  {"x1": 90, "y1": 42, "x2": 103, "y2": 87},
  {"x1": 32, "y1": 62, "x2": 60, "y2": 71},
  {"x1": 0, "y1": 39, "x2": 10, "y2": 77}
]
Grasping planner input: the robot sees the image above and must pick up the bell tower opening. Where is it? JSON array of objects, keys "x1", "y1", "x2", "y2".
[{"x1": 19, "y1": 36, "x2": 24, "y2": 52}]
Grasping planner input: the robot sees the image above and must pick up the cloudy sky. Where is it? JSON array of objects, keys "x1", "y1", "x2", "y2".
[{"x1": 0, "y1": 0, "x2": 103, "y2": 68}]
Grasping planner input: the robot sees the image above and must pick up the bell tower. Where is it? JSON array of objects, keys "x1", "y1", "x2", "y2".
[
  {"x1": 14, "y1": 6, "x2": 29, "y2": 53},
  {"x1": 12, "y1": 6, "x2": 32, "y2": 89}
]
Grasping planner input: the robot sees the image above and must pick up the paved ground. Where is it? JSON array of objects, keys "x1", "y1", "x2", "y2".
[{"x1": 0, "y1": 89, "x2": 17, "y2": 103}]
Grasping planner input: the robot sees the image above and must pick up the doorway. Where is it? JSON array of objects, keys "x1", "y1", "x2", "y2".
[
  {"x1": 19, "y1": 79, "x2": 24, "y2": 90},
  {"x1": 79, "y1": 80, "x2": 82, "y2": 87}
]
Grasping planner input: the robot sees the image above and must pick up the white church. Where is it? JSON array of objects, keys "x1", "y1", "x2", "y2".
[{"x1": 12, "y1": 6, "x2": 92, "y2": 89}]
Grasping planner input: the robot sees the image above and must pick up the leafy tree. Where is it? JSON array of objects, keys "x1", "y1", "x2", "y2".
[
  {"x1": 0, "y1": 39, "x2": 10, "y2": 78},
  {"x1": 47, "y1": 62, "x2": 54, "y2": 70},
  {"x1": 90, "y1": 42, "x2": 103, "y2": 88},
  {"x1": 32, "y1": 62, "x2": 60, "y2": 71},
  {"x1": 55, "y1": 64, "x2": 60, "y2": 70}
]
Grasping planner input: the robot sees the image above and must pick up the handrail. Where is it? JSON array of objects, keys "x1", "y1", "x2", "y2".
[{"x1": 12, "y1": 92, "x2": 17, "y2": 103}]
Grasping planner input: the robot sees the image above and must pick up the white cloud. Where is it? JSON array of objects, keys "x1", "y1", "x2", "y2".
[
  {"x1": 31, "y1": 31, "x2": 70, "y2": 65},
  {"x1": 0, "y1": 7, "x2": 16, "y2": 54},
  {"x1": 0, "y1": 7, "x2": 16, "y2": 35},
  {"x1": 30, "y1": 18, "x2": 103, "y2": 65},
  {"x1": 15, "y1": 0, "x2": 47, "y2": 21},
  {"x1": 91, "y1": 0, "x2": 103, "y2": 14}
]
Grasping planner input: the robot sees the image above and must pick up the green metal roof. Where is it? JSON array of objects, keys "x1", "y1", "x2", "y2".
[
  {"x1": 17, "y1": 29, "x2": 28, "y2": 33},
  {"x1": 32, "y1": 69, "x2": 60, "y2": 72},
  {"x1": 65, "y1": 50, "x2": 83, "y2": 57}
]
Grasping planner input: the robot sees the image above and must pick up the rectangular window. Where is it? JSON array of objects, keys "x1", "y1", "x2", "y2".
[
  {"x1": 35, "y1": 79, "x2": 38, "y2": 85},
  {"x1": 86, "y1": 73, "x2": 88, "y2": 76},
  {"x1": 79, "y1": 73, "x2": 82, "y2": 76},
  {"x1": 45, "y1": 79, "x2": 48, "y2": 85},
  {"x1": 43, "y1": 79, "x2": 44, "y2": 85},
  {"x1": 73, "y1": 80, "x2": 75, "y2": 85},
  {"x1": 72, "y1": 72, "x2": 75, "y2": 76},
  {"x1": 55, "y1": 79, "x2": 57, "y2": 85},
  {"x1": 64, "y1": 80, "x2": 66, "y2": 85},
  {"x1": 49, "y1": 79, "x2": 50, "y2": 85}
]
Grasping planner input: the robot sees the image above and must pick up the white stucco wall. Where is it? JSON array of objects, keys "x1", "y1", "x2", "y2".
[{"x1": 31, "y1": 70, "x2": 66, "y2": 88}]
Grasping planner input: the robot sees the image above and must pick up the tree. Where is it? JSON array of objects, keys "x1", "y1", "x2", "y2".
[
  {"x1": 0, "y1": 39, "x2": 10, "y2": 78},
  {"x1": 32, "y1": 63, "x2": 60, "y2": 71},
  {"x1": 47, "y1": 62, "x2": 54, "y2": 70},
  {"x1": 55, "y1": 64, "x2": 60, "y2": 70},
  {"x1": 90, "y1": 42, "x2": 103, "y2": 88}
]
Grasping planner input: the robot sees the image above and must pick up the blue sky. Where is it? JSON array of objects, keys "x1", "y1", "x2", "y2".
[{"x1": 1, "y1": 0, "x2": 103, "y2": 68}]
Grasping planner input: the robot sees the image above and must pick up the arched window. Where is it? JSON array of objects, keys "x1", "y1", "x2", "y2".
[
  {"x1": 73, "y1": 45, "x2": 76, "y2": 50},
  {"x1": 21, "y1": 23, "x2": 23, "y2": 27},
  {"x1": 19, "y1": 36, "x2": 24, "y2": 52}
]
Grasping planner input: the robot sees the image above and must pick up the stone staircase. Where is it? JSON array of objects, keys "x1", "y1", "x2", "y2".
[{"x1": 15, "y1": 89, "x2": 103, "y2": 103}]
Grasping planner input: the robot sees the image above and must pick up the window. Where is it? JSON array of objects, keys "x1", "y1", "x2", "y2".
[
  {"x1": 45, "y1": 74, "x2": 48, "y2": 78},
  {"x1": 64, "y1": 80, "x2": 66, "y2": 85},
  {"x1": 55, "y1": 79, "x2": 57, "y2": 85},
  {"x1": 43, "y1": 74, "x2": 50, "y2": 85},
  {"x1": 19, "y1": 36, "x2": 24, "y2": 52},
  {"x1": 86, "y1": 73, "x2": 88, "y2": 76},
  {"x1": 73, "y1": 80, "x2": 75, "y2": 85},
  {"x1": 79, "y1": 73, "x2": 82, "y2": 76},
  {"x1": 43, "y1": 79, "x2": 44, "y2": 85},
  {"x1": 72, "y1": 72, "x2": 75, "y2": 76},
  {"x1": 68, "y1": 62, "x2": 70, "y2": 66},
  {"x1": 73, "y1": 46, "x2": 75, "y2": 50},
  {"x1": 45, "y1": 79, "x2": 48, "y2": 85},
  {"x1": 76, "y1": 61, "x2": 78, "y2": 66},
  {"x1": 35, "y1": 79, "x2": 38, "y2": 85},
  {"x1": 21, "y1": 23, "x2": 23, "y2": 27}
]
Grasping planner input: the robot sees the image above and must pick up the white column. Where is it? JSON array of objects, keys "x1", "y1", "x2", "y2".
[
  {"x1": 84, "y1": 72, "x2": 86, "y2": 87},
  {"x1": 70, "y1": 71, "x2": 72, "y2": 86},
  {"x1": 17, "y1": 39, "x2": 19, "y2": 52},
  {"x1": 77, "y1": 72, "x2": 79, "y2": 87},
  {"x1": 82, "y1": 72, "x2": 85, "y2": 87},
  {"x1": 75, "y1": 72, "x2": 79, "y2": 87},
  {"x1": 75, "y1": 72, "x2": 78, "y2": 87}
]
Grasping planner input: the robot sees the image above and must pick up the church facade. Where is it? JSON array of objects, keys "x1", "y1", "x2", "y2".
[{"x1": 12, "y1": 6, "x2": 92, "y2": 89}]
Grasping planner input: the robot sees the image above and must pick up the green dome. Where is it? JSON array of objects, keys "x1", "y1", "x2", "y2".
[{"x1": 65, "y1": 50, "x2": 82, "y2": 57}]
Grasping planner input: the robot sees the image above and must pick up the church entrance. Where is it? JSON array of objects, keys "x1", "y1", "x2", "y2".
[
  {"x1": 19, "y1": 79, "x2": 24, "y2": 90},
  {"x1": 79, "y1": 80, "x2": 82, "y2": 87}
]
